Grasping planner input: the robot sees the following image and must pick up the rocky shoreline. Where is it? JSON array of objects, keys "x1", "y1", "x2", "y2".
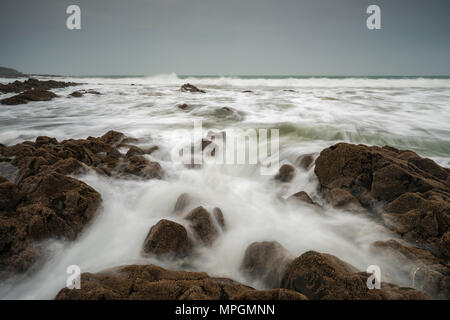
[{"x1": 0, "y1": 127, "x2": 448, "y2": 300}]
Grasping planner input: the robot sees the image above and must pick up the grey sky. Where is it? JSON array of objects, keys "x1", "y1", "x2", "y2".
[{"x1": 1, "y1": 0, "x2": 449, "y2": 76}]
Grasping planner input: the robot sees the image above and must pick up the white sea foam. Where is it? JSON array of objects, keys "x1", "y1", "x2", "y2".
[{"x1": 0, "y1": 75, "x2": 449, "y2": 299}]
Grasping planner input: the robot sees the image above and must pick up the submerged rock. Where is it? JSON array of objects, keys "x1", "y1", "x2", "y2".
[
  {"x1": 241, "y1": 241, "x2": 294, "y2": 288},
  {"x1": 143, "y1": 219, "x2": 190, "y2": 258},
  {"x1": 54, "y1": 263, "x2": 302, "y2": 300},
  {"x1": 281, "y1": 251, "x2": 431, "y2": 300},
  {"x1": 184, "y1": 206, "x2": 219, "y2": 246},
  {"x1": 295, "y1": 154, "x2": 314, "y2": 170},
  {"x1": 275, "y1": 164, "x2": 295, "y2": 182},
  {"x1": 180, "y1": 83, "x2": 205, "y2": 93}
]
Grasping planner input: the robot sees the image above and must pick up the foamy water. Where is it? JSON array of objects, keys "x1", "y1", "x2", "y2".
[{"x1": 0, "y1": 75, "x2": 449, "y2": 299}]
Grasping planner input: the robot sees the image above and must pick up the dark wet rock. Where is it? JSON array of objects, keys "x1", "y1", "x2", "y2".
[
  {"x1": 314, "y1": 143, "x2": 449, "y2": 252},
  {"x1": 0, "y1": 130, "x2": 165, "y2": 274},
  {"x1": 125, "y1": 145, "x2": 159, "y2": 159},
  {"x1": 0, "y1": 78, "x2": 79, "y2": 94},
  {"x1": 184, "y1": 206, "x2": 219, "y2": 246},
  {"x1": 55, "y1": 263, "x2": 302, "y2": 300},
  {"x1": 180, "y1": 83, "x2": 205, "y2": 93},
  {"x1": 440, "y1": 232, "x2": 450, "y2": 258},
  {"x1": 1, "y1": 89, "x2": 57, "y2": 105},
  {"x1": 295, "y1": 154, "x2": 314, "y2": 170},
  {"x1": 0, "y1": 172, "x2": 101, "y2": 273},
  {"x1": 241, "y1": 241, "x2": 294, "y2": 288},
  {"x1": 69, "y1": 89, "x2": 101, "y2": 98},
  {"x1": 275, "y1": 164, "x2": 295, "y2": 182},
  {"x1": 125, "y1": 155, "x2": 163, "y2": 179},
  {"x1": 280, "y1": 251, "x2": 431, "y2": 300},
  {"x1": 241, "y1": 90, "x2": 253, "y2": 93},
  {"x1": 0, "y1": 177, "x2": 22, "y2": 211},
  {"x1": 143, "y1": 219, "x2": 190, "y2": 258},
  {"x1": 69, "y1": 91, "x2": 83, "y2": 98},
  {"x1": 177, "y1": 103, "x2": 190, "y2": 110},
  {"x1": 325, "y1": 188, "x2": 363, "y2": 211}
]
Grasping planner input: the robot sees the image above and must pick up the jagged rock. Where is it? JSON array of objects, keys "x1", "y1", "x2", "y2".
[
  {"x1": 280, "y1": 251, "x2": 431, "y2": 300},
  {"x1": 125, "y1": 145, "x2": 158, "y2": 158},
  {"x1": 0, "y1": 172, "x2": 101, "y2": 273},
  {"x1": 54, "y1": 264, "x2": 302, "y2": 300},
  {"x1": 69, "y1": 90, "x2": 101, "y2": 98},
  {"x1": 142, "y1": 219, "x2": 190, "y2": 257},
  {"x1": 241, "y1": 241, "x2": 294, "y2": 288},
  {"x1": 314, "y1": 143, "x2": 449, "y2": 254},
  {"x1": 180, "y1": 83, "x2": 205, "y2": 93},
  {"x1": 1, "y1": 89, "x2": 57, "y2": 105},
  {"x1": 275, "y1": 164, "x2": 295, "y2": 182},
  {"x1": 184, "y1": 206, "x2": 219, "y2": 246}
]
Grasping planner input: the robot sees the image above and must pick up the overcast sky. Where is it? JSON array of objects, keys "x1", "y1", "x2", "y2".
[{"x1": 1, "y1": 0, "x2": 449, "y2": 76}]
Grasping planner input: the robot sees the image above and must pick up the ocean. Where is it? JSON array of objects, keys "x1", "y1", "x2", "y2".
[{"x1": 0, "y1": 74, "x2": 449, "y2": 298}]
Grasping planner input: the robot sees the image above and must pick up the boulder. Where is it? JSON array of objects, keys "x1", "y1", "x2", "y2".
[
  {"x1": 125, "y1": 155, "x2": 163, "y2": 179},
  {"x1": 275, "y1": 164, "x2": 295, "y2": 182},
  {"x1": 288, "y1": 191, "x2": 315, "y2": 205},
  {"x1": 241, "y1": 241, "x2": 294, "y2": 288},
  {"x1": 184, "y1": 206, "x2": 219, "y2": 246},
  {"x1": 143, "y1": 219, "x2": 190, "y2": 257},
  {"x1": 280, "y1": 251, "x2": 431, "y2": 300},
  {"x1": 213, "y1": 207, "x2": 225, "y2": 229}
]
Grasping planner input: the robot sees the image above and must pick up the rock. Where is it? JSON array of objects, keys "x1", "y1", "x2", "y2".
[
  {"x1": 178, "y1": 103, "x2": 189, "y2": 110},
  {"x1": 314, "y1": 143, "x2": 449, "y2": 253},
  {"x1": 296, "y1": 154, "x2": 314, "y2": 170},
  {"x1": 54, "y1": 263, "x2": 302, "y2": 300},
  {"x1": 180, "y1": 83, "x2": 205, "y2": 93},
  {"x1": 0, "y1": 172, "x2": 101, "y2": 273},
  {"x1": 142, "y1": 219, "x2": 190, "y2": 258},
  {"x1": 0, "y1": 130, "x2": 167, "y2": 274},
  {"x1": 280, "y1": 251, "x2": 431, "y2": 300},
  {"x1": 370, "y1": 239, "x2": 449, "y2": 299},
  {"x1": 184, "y1": 206, "x2": 219, "y2": 246},
  {"x1": 213, "y1": 207, "x2": 225, "y2": 229},
  {"x1": 241, "y1": 241, "x2": 294, "y2": 288},
  {"x1": 0, "y1": 177, "x2": 22, "y2": 211},
  {"x1": 439, "y1": 232, "x2": 450, "y2": 258},
  {"x1": 69, "y1": 91, "x2": 83, "y2": 98},
  {"x1": 289, "y1": 191, "x2": 315, "y2": 205},
  {"x1": 125, "y1": 155, "x2": 163, "y2": 179},
  {"x1": 275, "y1": 164, "x2": 295, "y2": 182},
  {"x1": 69, "y1": 89, "x2": 101, "y2": 98},
  {"x1": 0, "y1": 78, "x2": 79, "y2": 94},
  {"x1": 125, "y1": 146, "x2": 145, "y2": 158},
  {"x1": 173, "y1": 193, "x2": 191, "y2": 214},
  {"x1": 325, "y1": 188, "x2": 363, "y2": 210},
  {"x1": 232, "y1": 288, "x2": 307, "y2": 300},
  {"x1": 241, "y1": 90, "x2": 253, "y2": 93},
  {"x1": 1, "y1": 89, "x2": 57, "y2": 105}
]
